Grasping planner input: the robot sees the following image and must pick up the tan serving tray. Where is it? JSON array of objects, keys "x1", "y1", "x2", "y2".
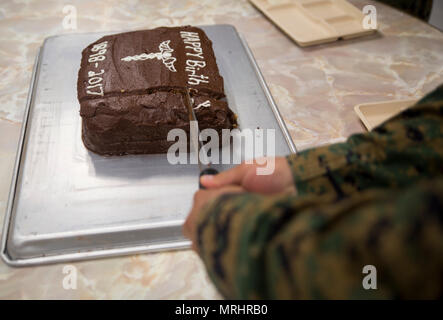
[
  {"x1": 249, "y1": 0, "x2": 376, "y2": 47},
  {"x1": 354, "y1": 99, "x2": 418, "y2": 131}
]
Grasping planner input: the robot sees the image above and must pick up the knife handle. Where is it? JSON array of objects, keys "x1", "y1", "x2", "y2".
[{"x1": 199, "y1": 168, "x2": 219, "y2": 189}]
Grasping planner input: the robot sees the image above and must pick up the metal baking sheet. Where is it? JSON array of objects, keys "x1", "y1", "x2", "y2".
[{"x1": 1, "y1": 24, "x2": 296, "y2": 266}]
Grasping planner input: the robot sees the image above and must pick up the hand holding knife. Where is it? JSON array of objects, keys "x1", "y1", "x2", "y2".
[{"x1": 184, "y1": 89, "x2": 219, "y2": 189}]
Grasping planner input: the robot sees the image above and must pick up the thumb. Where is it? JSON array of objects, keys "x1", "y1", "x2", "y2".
[{"x1": 200, "y1": 163, "x2": 247, "y2": 188}]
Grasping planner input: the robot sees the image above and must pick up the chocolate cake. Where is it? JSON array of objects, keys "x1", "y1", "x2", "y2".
[{"x1": 77, "y1": 26, "x2": 236, "y2": 155}]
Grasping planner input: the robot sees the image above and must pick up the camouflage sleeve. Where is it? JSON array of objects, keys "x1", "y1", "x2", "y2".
[
  {"x1": 286, "y1": 85, "x2": 443, "y2": 200},
  {"x1": 195, "y1": 84, "x2": 443, "y2": 299},
  {"x1": 197, "y1": 179, "x2": 443, "y2": 299}
]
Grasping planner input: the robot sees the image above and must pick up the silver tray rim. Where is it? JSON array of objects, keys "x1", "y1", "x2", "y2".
[{"x1": 1, "y1": 25, "x2": 296, "y2": 267}]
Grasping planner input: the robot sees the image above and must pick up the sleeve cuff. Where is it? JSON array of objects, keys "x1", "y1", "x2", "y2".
[{"x1": 285, "y1": 143, "x2": 352, "y2": 197}]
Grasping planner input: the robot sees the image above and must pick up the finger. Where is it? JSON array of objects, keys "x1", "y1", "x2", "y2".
[
  {"x1": 182, "y1": 210, "x2": 193, "y2": 240},
  {"x1": 183, "y1": 189, "x2": 213, "y2": 241},
  {"x1": 191, "y1": 241, "x2": 199, "y2": 253},
  {"x1": 214, "y1": 185, "x2": 245, "y2": 195},
  {"x1": 183, "y1": 202, "x2": 201, "y2": 241},
  {"x1": 200, "y1": 163, "x2": 247, "y2": 188},
  {"x1": 184, "y1": 186, "x2": 244, "y2": 248}
]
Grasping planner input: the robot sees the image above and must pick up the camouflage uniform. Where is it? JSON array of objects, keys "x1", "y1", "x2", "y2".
[{"x1": 195, "y1": 84, "x2": 443, "y2": 299}]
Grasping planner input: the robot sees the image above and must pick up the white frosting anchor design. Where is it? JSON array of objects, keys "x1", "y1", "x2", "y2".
[{"x1": 121, "y1": 40, "x2": 177, "y2": 72}]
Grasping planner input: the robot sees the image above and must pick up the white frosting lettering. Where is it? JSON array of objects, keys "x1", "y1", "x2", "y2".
[
  {"x1": 186, "y1": 52, "x2": 204, "y2": 59},
  {"x1": 194, "y1": 100, "x2": 211, "y2": 110},
  {"x1": 85, "y1": 41, "x2": 108, "y2": 96},
  {"x1": 180, "y1": 31, "x2": 210, "y2": 86}
]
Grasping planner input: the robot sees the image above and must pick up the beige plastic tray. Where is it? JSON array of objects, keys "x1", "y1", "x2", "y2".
[
  {"x1": 354, "y1": 99, "x2": 418, "y2": 131},
  {"x1": 249, "y1": 0, "x2": 376, "y2": 47}
]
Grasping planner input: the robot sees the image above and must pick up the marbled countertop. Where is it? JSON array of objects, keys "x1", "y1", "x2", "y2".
[{"x1": 0, "y1": 0, "x2": 442, "y2": 299}]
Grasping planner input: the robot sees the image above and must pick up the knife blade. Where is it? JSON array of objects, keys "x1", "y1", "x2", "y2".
[{"x1": 184, "y1": 89, "x2": 219, "y2": 189}]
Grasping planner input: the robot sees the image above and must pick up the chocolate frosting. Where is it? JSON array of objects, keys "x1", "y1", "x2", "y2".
[
  {"x1": 78, "y1": 26, "x2": 236, "y2": 155},
  {"x1": 78, "y1": 26, "x2": 225, "y2": 102}
]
